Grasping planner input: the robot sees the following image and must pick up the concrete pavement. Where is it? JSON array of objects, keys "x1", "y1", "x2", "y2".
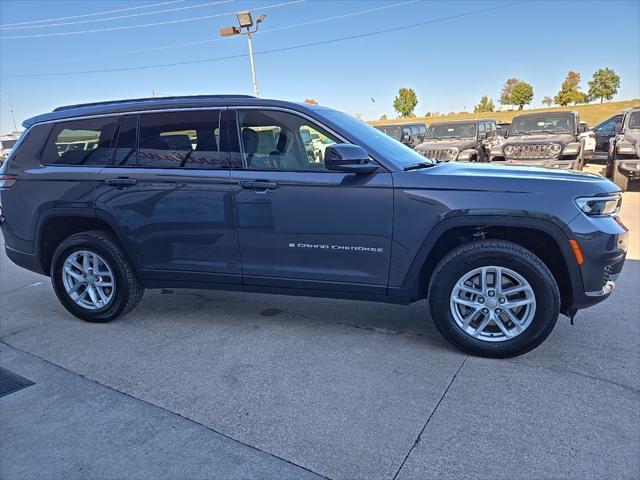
[{"x1": 1, "y1": 190, "x2": 638, "y2": 480}]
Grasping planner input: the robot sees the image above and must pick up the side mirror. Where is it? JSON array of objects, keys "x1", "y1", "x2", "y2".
[
  {"x1": 578, "y1": 124, "x2": 588, "y2": 134},
  {"x1": 614, "y1": 124, "x2": 622, "y2": 133},
  {"x1": 324, "y1": 144, "x2": 378, "y2": 174},
  {"x1": 402, "y1": 131, "x2": 411, "y2": 143},
  {"x1": 478, "y1": 132, "x2": 487, "y2": 140}
]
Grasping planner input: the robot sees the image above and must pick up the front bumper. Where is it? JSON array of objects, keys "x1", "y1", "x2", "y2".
[
  {"x1": 618, "y1": 158, "x2": 640, "y2": 174},
  {"x1": 568, "y1": 212, "x2": 628, "y2": 310}
]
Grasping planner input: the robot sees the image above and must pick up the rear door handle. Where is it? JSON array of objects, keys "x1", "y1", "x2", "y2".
[
  {"x1": 239, "y1": 180, "x2": 278, "y2": 191},
  {"x1": 105, "y1": 177, "x2": 137, "y2": 187}
]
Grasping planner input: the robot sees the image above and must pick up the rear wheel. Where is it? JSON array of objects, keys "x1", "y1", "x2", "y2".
[
  {"x1": 51, "y1": 230, "x2": 144, "y2": 322},
  {"x1": 428, "y1": 240, "x2": 560, "y2": 358}
]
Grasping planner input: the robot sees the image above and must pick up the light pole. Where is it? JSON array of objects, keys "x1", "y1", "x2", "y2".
[{"x1": 219, "y1": 11, "x2": 266, "y2": 97}]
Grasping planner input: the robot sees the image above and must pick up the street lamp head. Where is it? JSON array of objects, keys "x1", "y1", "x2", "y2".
[
  {"x1": 256, "y1": 13, "x2": 266, "y2": 25},
  {"x1": 236, "y1": 11, "x2": 253, "y2": 28},
  {"x1": 219, "y1": 26, "x2": 240, "y2": 37}
]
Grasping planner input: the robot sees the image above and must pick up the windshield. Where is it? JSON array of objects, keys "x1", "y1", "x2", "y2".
[
  {"x1": 427, "y1": 122, "x2": 476, "y2": 139},
  {"x1": 511, "y1": 114, "x2": 574, "y2": 134},
  {"x1": 628, "y1": 111, "x2": 640, "y2": 129},
  {"x1": 374, "y1": 125, "x2": 402, "y2": 141},
  {"x1": 316, "y1": 109, "x2": 435, "y2": 168}
]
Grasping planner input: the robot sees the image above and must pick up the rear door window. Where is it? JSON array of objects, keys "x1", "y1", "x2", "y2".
[
  {"x1": 138, "y1": 110, "x2": 224, "y2": 169},
  {"x1": 42, "y1": 117, "x2": 118, "y2": 166}
]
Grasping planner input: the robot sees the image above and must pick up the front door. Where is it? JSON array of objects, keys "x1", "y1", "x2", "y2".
[
  {"x1": 228, "y1": 108, "x2": 394, "y2": 291},
  {"x1": 94, "y1": 110, "x2": 241, "y2": 281}
]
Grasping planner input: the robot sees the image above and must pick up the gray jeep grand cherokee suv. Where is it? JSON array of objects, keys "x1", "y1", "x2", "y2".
[{"x1": 0, "y1": 96, "x2": 628, "y2": 357}]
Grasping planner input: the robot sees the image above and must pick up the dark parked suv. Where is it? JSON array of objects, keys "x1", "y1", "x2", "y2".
[
  {"x1": 374, "y1": 122, "x2": 426, "y2": 148},
  {"x1": 415, "y1": 119, "x2": 501, "y2": 162},
  {"x1": 0, "y1": 96, "x2": 628, "y2": 357}
]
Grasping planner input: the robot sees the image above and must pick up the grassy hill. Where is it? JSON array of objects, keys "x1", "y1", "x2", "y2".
[{"x1": 369, "y1": 99, "x2": 639, "y2": 128}]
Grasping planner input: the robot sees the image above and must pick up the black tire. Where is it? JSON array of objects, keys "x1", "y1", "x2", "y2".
[
  {"x1": 612, "y1": 163, "x2": 630, "y2": 192},
  {"x1": 51, "y1": 230, "x2": 144, "y2": 322},
  {"x1": 428, "y1": 240, "x2": 560, "y2": 358}
]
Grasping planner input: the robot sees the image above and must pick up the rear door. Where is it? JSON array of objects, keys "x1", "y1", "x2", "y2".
[
  {"x1": 94, "y1": 109, "x2": 241, "y2": 281},
  {"x1": 228, "y1": 107, "x2": 393, "y2": 291}
]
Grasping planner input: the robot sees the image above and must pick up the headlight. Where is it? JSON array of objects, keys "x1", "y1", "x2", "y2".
[
  {"x1": 549, "y1": 143, "x2": 562, "y2": 154},
  {"x1": 562, "y1": 142, "x2": 581, "y2": 155},
  {"x1": 575, "y1": 194, "x2": 621, "y2": 216},
  {"x1": 504, "y1": 145, "x2": 515, "y2": 155}
]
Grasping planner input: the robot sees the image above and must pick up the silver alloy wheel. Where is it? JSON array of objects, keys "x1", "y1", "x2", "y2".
[
  {"x1": 449, "y1": 266, "x2": 536, "y2": 342},
  {"x1": 61, "y1": 250, "x2": 115, "y2": 310}
]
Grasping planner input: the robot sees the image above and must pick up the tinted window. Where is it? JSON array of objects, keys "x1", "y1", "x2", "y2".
[
  {"x1": 138, "y1": 110, "x2": 223, "y2": 169},
  {"x1": 42, "y1": 117, "x2": 117, "y2": 166},
  {"x1": 629, "y1": 111, "x2": 640, "y2": 129},
  {"x1": 114, "y1": 115, "x2": 138, "y2": 167},
  {"x1": 595, "y1": 115, "x2": 622, "y2": 132},
  {"x1": 428, "y1": 122, "x2": 477, "y2": 139},
  {"x1": 237, "y1": 109, "x2": 338, "y2": 171},
  {"x1": 478, "y1": 123, "x2": 486, "y2": 133},
  {"x1": 376, "y1": 125, "x2": 402, "y2": 141},
  {"x1": 511, "y1": 115, "x2": 574, "y2": 134}
]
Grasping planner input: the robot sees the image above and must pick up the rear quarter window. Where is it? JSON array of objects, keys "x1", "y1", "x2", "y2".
[
  {"x1": 1, "y1": 124, "x2": 52, "y2": 171},
  {"x1": 41, "y1": 117, "x2": 118, "y2": 166}
]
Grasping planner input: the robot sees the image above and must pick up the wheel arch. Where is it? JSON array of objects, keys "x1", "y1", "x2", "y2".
[
  {"x1": 401, "y1": 215, "x2": 583, "y2": 315},
  {"x1": 35, "y1": 209, "x2": 140, "y2": 275}
]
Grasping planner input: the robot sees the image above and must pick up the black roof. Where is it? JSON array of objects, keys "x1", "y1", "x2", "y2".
[
  {"x1": 513, "y1": 110, "x2": 577, "y2": 118},
  {"x1": 23, "y1": 95, "x2": 324, "y2": 127},
  {"x1": 428, "y1": 118, "x2": 496, "y2": 125}
]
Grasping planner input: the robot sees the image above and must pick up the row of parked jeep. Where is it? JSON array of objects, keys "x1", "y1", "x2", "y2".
[{"x1": 374, "y1": 107, "x2": 640, "y2": 191}]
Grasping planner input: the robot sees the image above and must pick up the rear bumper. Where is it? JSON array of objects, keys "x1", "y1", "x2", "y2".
[{"x1": 4, "y1": 245, "x2": 46, "y2": 275}]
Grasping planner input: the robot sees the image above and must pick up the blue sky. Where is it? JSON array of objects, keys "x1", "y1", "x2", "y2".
[{"x1": 1, "y1": 0, "x2": 638, "y2": 132}]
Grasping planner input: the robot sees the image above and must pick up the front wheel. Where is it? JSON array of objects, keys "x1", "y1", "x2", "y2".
[
  {"x1": 428, "y1": 240, "x2": 560, "y2": 358},
  {"x1": 51, "y1": 230, "x2": 144, "y2": 322}
]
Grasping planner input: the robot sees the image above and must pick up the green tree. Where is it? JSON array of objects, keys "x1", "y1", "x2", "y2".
[
  {"x1": 393, "y1": 87, "x2": 418, "y2": 117},
  {"x1": 588, "y1": 68, "x2": 620, "y2": 103},
  {"x1": 474, "y1": 95, "x2": 495, "y2": 113},
  {"x1": 542, "y1": 96, "x2": 553, "y2": 107},
  {"x1": 511, "y1": 82, "x2": 534, "y2": 110},
  {"x1": 499, "y1": 77, "x2": 521, "y2": 106},
  {"x1": 554, "y1": 71, "x2": 584, "y2": 106}
]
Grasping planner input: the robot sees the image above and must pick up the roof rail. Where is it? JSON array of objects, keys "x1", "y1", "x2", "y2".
[{"x1": 53, "y1": 94, "x2": 256, "y2": 112}]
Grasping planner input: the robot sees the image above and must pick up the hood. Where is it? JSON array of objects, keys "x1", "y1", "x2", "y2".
[
  {"x1": 416, "y1": 138, "x2": 476, "y2": 151},
  {"x1": 395, "y1": 161, "x2": 618, "y2": 196},
  {"x1": 504, "y1": 133, "x2": 575, "y2": 146}
]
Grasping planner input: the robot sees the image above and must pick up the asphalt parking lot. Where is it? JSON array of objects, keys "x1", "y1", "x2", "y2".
[{"x1": 1, "y1": 184, "x2": 639, "y2": 480}]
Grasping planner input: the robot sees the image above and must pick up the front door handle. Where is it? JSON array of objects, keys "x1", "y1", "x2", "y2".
[
  {"x1": 239, "y1": 180, "x2": 278, "y2": 191},
  {"x1": 105, "y1": 177, "x2": 138, "y2": 187}
]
